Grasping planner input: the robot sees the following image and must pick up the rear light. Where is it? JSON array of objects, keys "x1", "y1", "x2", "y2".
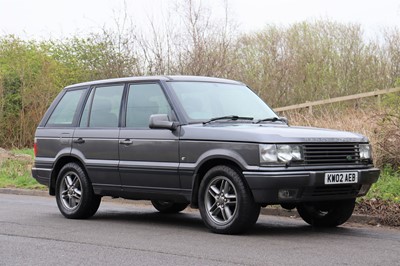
[{"x1": 34, "y1": 138, "x2": 37, "y2": 157}]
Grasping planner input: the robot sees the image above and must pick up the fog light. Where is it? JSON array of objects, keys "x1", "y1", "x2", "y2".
[
  {"x1": 278, "y1": 189, "x2": 298, "y2": 199},
  {"x1": 358, "y1": 184, "x2": 371, "y2": 196}
]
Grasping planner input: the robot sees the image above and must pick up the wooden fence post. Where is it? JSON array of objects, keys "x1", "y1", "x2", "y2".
[{"x1": 376, "y1": 94, "x2": 381, "y2": 110}]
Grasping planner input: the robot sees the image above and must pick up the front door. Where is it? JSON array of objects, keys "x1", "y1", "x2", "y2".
[{"x1": 119, "y1": 83, "x2": 180, "y2": 193}]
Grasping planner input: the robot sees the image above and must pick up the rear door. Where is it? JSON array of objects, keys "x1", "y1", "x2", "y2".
[
  {"x1": 119, "y1": 82, "x2": 180, "y2": 193},
  {"x1": 72, "y1": 84, "x2": 125, "y2": 194}
]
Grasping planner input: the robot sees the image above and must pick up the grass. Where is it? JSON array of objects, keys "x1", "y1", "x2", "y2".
[
  {"x1": 0, "y1": 149, "x2": 46, "y2": 190},
  {"x1": 366, "y1": 165, "x2": 400, "y2": 203},
  {"x1": 11, "y1": 148, "x2": 35, "y2": 157}
]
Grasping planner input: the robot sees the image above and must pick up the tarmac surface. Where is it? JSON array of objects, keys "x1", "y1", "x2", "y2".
[{"x1": 1, "y1": 191, "x2": 399, "y2": 266}]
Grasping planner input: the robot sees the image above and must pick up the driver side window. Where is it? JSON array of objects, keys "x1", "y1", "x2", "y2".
[{"x1": 126, "y1": 83, "x2": 172, "y2": 128}]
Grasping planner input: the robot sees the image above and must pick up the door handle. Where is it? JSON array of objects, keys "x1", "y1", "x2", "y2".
[
  {"x1": 119, "y1": 139, "x2": 133, "y2": 145},
  {"x1": 74, "y1": 138, "x2": 85, "y2": 144}
]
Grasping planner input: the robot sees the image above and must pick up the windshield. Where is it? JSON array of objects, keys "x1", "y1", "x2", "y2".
[{"x1": 168, "y1": 81, "x2": 277, "y2": 123}]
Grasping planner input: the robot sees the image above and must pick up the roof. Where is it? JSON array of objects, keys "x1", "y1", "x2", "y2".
[{"x1": 65, "y1": 75, "x2": 243, "y2": 89}]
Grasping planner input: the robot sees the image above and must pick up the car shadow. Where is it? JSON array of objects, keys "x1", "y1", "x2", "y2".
[
  {"x1": 88, "y1": 206, "x2": 360, "y2": 237},
  {"x1": 247, "y1": 222, "x2": 354, "y2": 237},
  {"x1": 91, "y1": 209, "x2": 207, "y2": 232}
]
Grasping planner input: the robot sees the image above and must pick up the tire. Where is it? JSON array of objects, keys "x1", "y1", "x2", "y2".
[
  {"x1": 151, "y1": 200, "x2": 188, "y2": 213},
  {"x1": 55, "y1": 163, "x2": 101, "y2": 219},
  {"x1": 198, "y1": 165, "x2": 260, "y2": 234},
  {"x1": 297, "y1": 199, "x2": 356, "y2": 227}
]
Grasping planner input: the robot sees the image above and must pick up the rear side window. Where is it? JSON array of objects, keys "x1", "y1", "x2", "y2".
[
  {"x1": 80, "y1": 85, "x2": 124, "y2": 128},
  {"x1": 126, "y1": 83, "x2": 172, "y2": 128},
  {"x1": 46, "y1": 89, "x2": 85, "y2": 127}
]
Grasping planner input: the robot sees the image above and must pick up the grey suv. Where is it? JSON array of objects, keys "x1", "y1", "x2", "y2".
[{"x1": 32, "y1": 76, "x2": 380, "y2": 234}]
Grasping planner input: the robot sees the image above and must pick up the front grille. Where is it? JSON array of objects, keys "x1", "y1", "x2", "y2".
[
  {"x1": 302, "y1": 185, "x2": 361, "y2": 198},
  {"x1": 303, "y1": 143, "x2": 360, "y2": 165}
]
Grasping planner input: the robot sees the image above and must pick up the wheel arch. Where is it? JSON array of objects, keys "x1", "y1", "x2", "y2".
[
  {"x1": 49, "y1": 155, "x2": 87, "y2": 195},
  {"x1": 190, "y1": 156, "x2": 249, "y2": 208}
]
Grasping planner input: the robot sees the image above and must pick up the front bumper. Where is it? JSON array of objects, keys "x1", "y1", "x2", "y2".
[{"x1": 243, "y1": 168, "x2": 380, "y2": 204}]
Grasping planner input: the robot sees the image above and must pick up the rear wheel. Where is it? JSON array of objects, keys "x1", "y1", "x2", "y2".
[
  {"x1": 55, "y1": 163, "x2": 101, "y2": 219},
  {"x1": 198, "y1": 165, "x2": 260, "y2": 234},
  {"x1": 151, "y1": 200, "x2": 188, "y2": 213},
  {"x1": 297, "y1": 199, "x2": 356, "y2": 227}
]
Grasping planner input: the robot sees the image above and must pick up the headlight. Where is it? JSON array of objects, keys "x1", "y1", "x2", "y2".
[
  {"x1": 259, "y1": 144, "x2": 303, "y2": 164},
  {"x1": 359, "y1": 144, "x2": 372, "y2": 160},
  {"x1": 259, "y1": 144, "x2": 277, "y2": 163}
]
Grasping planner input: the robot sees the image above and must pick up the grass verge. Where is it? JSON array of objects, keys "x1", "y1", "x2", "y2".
[
  {"x1": 365, "y1": 165, "x2": 400, "y2": 203},
  {"x1": 0, "y1": 148, "x2": 46, "y2": 190}
]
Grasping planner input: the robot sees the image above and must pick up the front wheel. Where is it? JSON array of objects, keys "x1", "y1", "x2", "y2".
[
  {"x1": 55, "y1": 163, "x2": 101, "y2": 219},
  {"x1": 297, "y1": 199, "x2": 356, "y2": 227},
  {"x1": 151, "y1": 200, "x2": 188, "y2": 213},
  {"x1": 198, "y1": 165, "x2": 260, "y2": 234}
]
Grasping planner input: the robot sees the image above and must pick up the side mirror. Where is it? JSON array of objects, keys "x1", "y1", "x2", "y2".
[
  {"x1": 280, "y1": 117, "x2": 289, "y2": 125},
  {"x1": 149, "y1": 114, "x2": 178, "y2": 130}
]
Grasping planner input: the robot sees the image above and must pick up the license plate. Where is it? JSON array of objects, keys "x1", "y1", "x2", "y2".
[{"x1": 324, "y1": 172, "x2": 358, "y2": 185}]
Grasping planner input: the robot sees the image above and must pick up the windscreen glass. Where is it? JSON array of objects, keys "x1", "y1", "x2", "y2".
[{"x1": 169, "y1": 82, "x2": 277, "y2": 123}]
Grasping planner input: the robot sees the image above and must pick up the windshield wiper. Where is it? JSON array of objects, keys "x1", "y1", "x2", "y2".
[
  {"x1": 203, "y1": 115, "x2": 254, "y2": 125},
  {"x1": 255, "y1": 117, "x2": 285, "y2": 124}
]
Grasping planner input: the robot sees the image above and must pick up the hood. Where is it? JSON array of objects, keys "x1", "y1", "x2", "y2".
[{"x1": 180, "y1": 123, "x2": 368, "y2": 143}]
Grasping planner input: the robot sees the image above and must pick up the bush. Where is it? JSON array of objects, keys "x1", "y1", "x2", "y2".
[
  {"x1": 0, "y1": 20, "x2": 400, "y2": 149},
  {"x1": 374, "y1": 92, "x2": 400, "y2": 168}
]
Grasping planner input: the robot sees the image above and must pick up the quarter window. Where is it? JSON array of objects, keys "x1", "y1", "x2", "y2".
[{"x1": 46, "y1": 89, "x2": 85, "y2": 127}]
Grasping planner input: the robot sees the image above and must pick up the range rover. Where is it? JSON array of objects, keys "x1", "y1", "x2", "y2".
[{"x1": 32, "y1": 76, "x2": 380, "y2": 234}]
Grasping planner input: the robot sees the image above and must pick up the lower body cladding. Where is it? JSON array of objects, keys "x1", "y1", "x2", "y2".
[
  {"x1": 243, "y1": 168, "x2": 380, "y2": 204},
  {"x1": 31, "y1": 167, "x2": 51, "y2": 186}
]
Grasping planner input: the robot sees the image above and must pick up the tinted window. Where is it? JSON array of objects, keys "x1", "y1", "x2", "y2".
[
  {"x1": 80, "y1": 85, "x2": 124, "y2": 128},
  {"x1": 46, "y1": 89, "x2": 85, "y2": 127},
  {"x1": 126, "y1": 83, "x2": 171, "y2": 128}
]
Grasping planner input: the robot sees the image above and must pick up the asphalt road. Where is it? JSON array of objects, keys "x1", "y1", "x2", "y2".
[{"x1": 1, "y1": 193, "x2": 399, "y2": 266}]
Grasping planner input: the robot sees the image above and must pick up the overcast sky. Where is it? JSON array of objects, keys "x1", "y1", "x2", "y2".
[{"x1": 0, "y1": 0, "x2": 399, "y2": 39}]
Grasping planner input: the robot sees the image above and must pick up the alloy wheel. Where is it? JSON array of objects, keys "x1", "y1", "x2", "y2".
[
  {"x1": 204, "y1": 176, "x2": 238, "y2": 225},
  {"x1": 59, "y1": 171, "x2": 82, "y2": 210}
]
